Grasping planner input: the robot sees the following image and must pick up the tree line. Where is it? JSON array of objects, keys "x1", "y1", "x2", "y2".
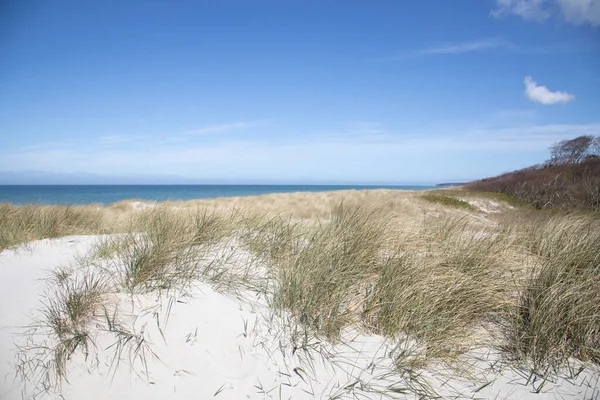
[{"x1": 466, "y1": 135, "x2": 600, "y2": 211}]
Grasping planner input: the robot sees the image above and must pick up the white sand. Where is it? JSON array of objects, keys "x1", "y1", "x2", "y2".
[
  {"x1": 465, "y1": 199, "x2": 503, "y2": 214},
  {"x1": 1, "y1": 236, "x2": 598, "y2": 399}
]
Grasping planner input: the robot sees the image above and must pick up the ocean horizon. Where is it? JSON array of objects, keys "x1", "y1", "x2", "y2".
[{"x1": 0, "y1": 184, "x2": 436, "y2": 205}]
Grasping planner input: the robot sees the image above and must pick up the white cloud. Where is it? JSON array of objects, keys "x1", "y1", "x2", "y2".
[
  {"x1": 557, "y1": 0, "x2": 600, "y2": 26},
  {"x1": 524, "y1": 76, "x2": 575, "y2": 104},
  {"x1": 492, "y1": 0, "x2": 600, "y2": 26}
]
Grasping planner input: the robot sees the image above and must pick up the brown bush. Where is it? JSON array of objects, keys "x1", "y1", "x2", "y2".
[{"x1": 465, "y1": 158, "x2": 600, "y2": 211}]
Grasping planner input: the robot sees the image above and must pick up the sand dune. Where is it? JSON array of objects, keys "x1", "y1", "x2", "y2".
[{"x1": 1, "y1": 190, "x2": 599, "y2": 399}]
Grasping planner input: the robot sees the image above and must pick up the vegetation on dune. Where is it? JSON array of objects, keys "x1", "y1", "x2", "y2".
[
  {"x1": 17, "y1": 269, "x2": 110, "y2": 392},
  {"x1": 263, "y1": 203, "x2": 389, "y2": 339},
  {"x1": 468, "y1": 190, "x2": 533, "y2": 209},
  {"x1": 2, "y1": 186, "x2": 599, "y2": 398},
  {"x1": 466, "y1": 135, "x2": 600, "y2": 211},
  {"x1": 0, "y1": 203, "x2": 107, "y2": 252},
  {"x1": 503, "y1": 212, "x2": 600, "y2": 370},
  {"x1": 421, "y1": 194, "x2": 476, "y2": 210},
  {"x1": 15, "y1": 207, "x2": 242, "y2": 395}
]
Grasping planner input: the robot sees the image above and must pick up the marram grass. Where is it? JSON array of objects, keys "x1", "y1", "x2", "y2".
[{"x1": 3, "y1": 190, "x2": 599, "y2": 397}]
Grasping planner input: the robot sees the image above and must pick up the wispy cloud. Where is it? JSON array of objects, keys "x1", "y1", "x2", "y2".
[
  {"x1": 494, "y1": 109, "x2": 538, "y2": 119},
  {"x1": 513, "y1": 42, "x2": 600, "y2": 55},
  {"x1": 13, "y1": 120, "x2": 268, "y2": 153},
  {"x1": 18, "y1": 140, "x2": 80, "y2": 152},
  {"x1": 4, "y1": 123, "x2": 599, "y2": 183},
  {"x1": 492, "y1": 0, "x2": 600, "y2": 27},
  {"x1": 344, "y1": 121, "x2": 387, "y2": 134},
  {"x1": 184, "y1": 120, "x2": 269, "y2": 135},
  {"x1": 382, "y1": 41, "x2": 597, "y2": 62},
  {"x1": 524, "y1": 76, "x2": 575, "y2": 104},
  {"x1": 416, "y1": 38, "x2": 512, "y2": 55},
  {"x1": 381, "y1": 38, "x2": 513, "y2": 61},
  {"x1": 97, "y1": 135, "x2": 146, "y2": 145},
  {"x1": 491, "y1": 0, "x2": 551, "y2": 21}
]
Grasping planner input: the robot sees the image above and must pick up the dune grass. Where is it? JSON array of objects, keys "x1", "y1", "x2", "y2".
[
  {"x1": 92, "y1": 206, "x2": 243, "y2": 293},
  {"x1": 240, "y1": 200, "x2": 599, "y2": 375},
  {"x1": 0, "y1": 203, "x2": 107, "y2": 252},
  {"x1": 365, "y1": 221, "x2": 510, "y2": 363},
  {"x1": 16, "y1": 268, "x2": 110, "y2": 393},
  {"x1": 265, "y1": 203, "x2": 389, "y2": 339},
  {"x1": 5, "y1": 191, "x2": 599, "y2": 397},
  {"x1": 15, "y1": 206, "x2": 242, "y2": 395},
  {"x1": 503, "y1": 212, "x2": 600, "y2": 372}
]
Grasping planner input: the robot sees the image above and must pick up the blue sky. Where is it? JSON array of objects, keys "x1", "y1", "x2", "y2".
[{"x1": 0, "y1": 0, "x2": 599, "y2": 184}]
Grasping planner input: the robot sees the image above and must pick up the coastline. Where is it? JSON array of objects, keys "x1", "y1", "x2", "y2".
[{"x1": 0, "y1": 184, "x2": 436, "y2": 205}]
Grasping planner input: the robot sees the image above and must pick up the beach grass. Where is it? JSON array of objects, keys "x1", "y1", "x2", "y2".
[
  {"x1": 261, "y1": 202, "x2": 389, "y2": 339},
  {"x1": 15, "y1": 268, "x2": 110, "y2": 393},
  {"x1": 502, "y1": 211, "x2": 600, "y2": 371},
  {"x1": 3, "y1": 189, "x2": 599, "y2": 397},
  {"x1": 0, "y1": 203, "x2": 107, "y2": 252}
]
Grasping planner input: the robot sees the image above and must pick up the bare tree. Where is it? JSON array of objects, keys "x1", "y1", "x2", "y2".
[{"x1": 548, "y1": 135, "x2": 595, "y2": 165}]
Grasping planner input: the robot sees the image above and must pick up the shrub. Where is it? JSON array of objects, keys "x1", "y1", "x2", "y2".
[
  {"x1": 466, "y1": 158, "x2": 600, "y2": 211},
  {"x1": 421, "y1": 194, "x2": 476, "y2": 210}
]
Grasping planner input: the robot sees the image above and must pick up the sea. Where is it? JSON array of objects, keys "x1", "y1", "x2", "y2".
[{"x1": 0, "y1": 185, "x2": 436, "y2": 205}]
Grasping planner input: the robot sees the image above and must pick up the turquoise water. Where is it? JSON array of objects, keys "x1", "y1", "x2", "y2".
[{"x1": 0, "y1": 185, "x2": 435, "y2": 205}]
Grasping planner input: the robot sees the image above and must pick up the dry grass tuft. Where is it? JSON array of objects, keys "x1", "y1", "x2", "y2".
[
  {"x1": 266, "y1": 203, "x2": 389, "y2": 339},
  {"x1": 16, "y1": 268, "x2": 109, "y2": 394},
  {"x1": 363, "y1": 215, "x2": 512, "y2": 365},
  {"x1": 504, "y1": 212, "x2": 600, "y2": 372},
  {"x1": 0, "y1": 204, "x2": 106, "y2": 252},
  {"x1": 97, "y1": 206, "x2": 237, "y2": 293}
]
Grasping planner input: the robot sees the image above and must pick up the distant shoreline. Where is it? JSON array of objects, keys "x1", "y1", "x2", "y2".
[
  {"x1": 436, "y1": 182, "x2": 467, "y2": 187},
  {"x1": 0, "y1": 184, "x2": 436, "y2": 205}
]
